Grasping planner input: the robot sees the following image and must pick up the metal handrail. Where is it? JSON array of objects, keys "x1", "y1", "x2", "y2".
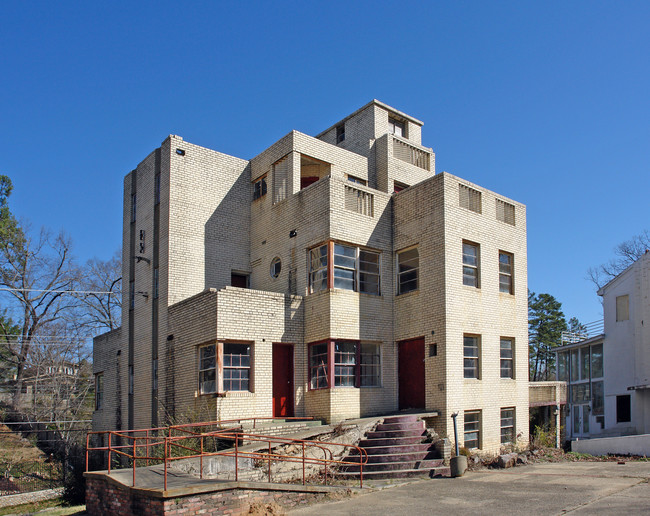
[{"x1": 86, "y1": 418, "x2": 368, "y2": 490}]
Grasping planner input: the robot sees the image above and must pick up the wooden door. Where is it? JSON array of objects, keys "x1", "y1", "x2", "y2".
[
  {"x1": 398, "y1": 337, "x2": 425, "y2": 410},
  {"x1": 272, "y1": 344, "x2": 294, "y2": 417}
]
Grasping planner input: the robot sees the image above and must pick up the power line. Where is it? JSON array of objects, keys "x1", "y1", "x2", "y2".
[
  {"x1": 1, "y1": 420, "x2": 91, "y2": 425},
  {"x1": 0, "y1": 288, "x2": 115, "y2": 295}
]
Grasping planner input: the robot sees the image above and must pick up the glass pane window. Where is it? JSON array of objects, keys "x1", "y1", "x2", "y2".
[
  {"x1": 591, "y1": 344, "x2": 603, "y2": 378},
  {"x1": 223, "y1": 344, "x2": 251, "y2": 391},
  {"x1": 500, "y1": 408, "x2": 515, "y2": 444},
  {"x1": 359, "y1": 250, "x2": 380, "y2": 295},
  {"x1": 199, "y1": 344, "x2": 217, "y2": 394},
  {"x1": 557, "y1": 352, "x2": 568, "y2": 381},
  {"x1": 570, "y1": 350, "x2": 579, "y2": 382},
  {"x1": 333, "y1": 244, "x2": 356, "y2": 290},
  {"x1": 580, "y1": 347, "x2": 590, "y2": 380},
  {"x1": 462, "y1": 242, "x2": 479, "y2": 287},
  {"x1": 397, "y1": 248, "x2": 419, "y2": 294},
  {"x1": 389, "y1": 117, "x2": 405, "y2": 137},
  {"x1": 310, "y1": 342, "x2": 329, "y2": 389},
  {"x1": 499, "y1": 252, "x2": 513, "y2": 294},
  {"x1": 592, "y1": 380, "x2": 604, "y2": 415},
  {"x1": 310, "y1": 245, "x2": 328, "y2": 293},
  {"x1": 464, "y1": 411, "x2": 480, "y2": 449},
  {"x1": 464, "y1": 335, "x2": 480, "y2": 379},
  {"x1": 500, "y1": 338, "x2": 513, "y2": 379},
  {"x1": 334, "y1": 341, "x2": 357, "y2": 387},
  {"x1": 360, "y1": 343, "x2": 380, "y2": 387}
]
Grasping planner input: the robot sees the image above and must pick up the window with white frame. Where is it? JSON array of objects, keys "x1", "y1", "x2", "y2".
[
  {"x1": 309, "y1": 340, "x2": 381, "y2": 390},
  {"x1": 462, "y1": 241, "x2": 480, "y2": 288},
  {"x1": 199, "y1": 344, "x2": 217, "y2": 394},
  {"x1": 309, "y1": 342, "x2": 329, "y2": 389},
  {"x1": 500, "y1": 338, "x2": 514, "y2": 379},
  {"x1": 397, "y1": 247, "x2": 418, "y2": 295},
  {"x1": 309, "y1": 243, "x2": 380, "y2": 295},
  {"x1": 499, "y1": 251, "x2": 514, "y2": 294},
  {"x1": 500, "y1": 408, "x2": 515, "y2": 444},
  {"x1": 388, "y1": 117, "x2": 406, "y2": 137},
  {"x1": 360, "y1": 342, "x2": 381, "y2": 387},
  {"x1": 464, "y1": 335, "x2": 480, "y2": 379},
  {"x1": 223, "y1": 343, "x2": 251, "y2": 391},
  {"x1": 464, "y1": 411, "x2": 480, "y2": 449}
]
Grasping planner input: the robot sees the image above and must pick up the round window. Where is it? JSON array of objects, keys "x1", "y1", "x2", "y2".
[{"x1": 270, "y1": 257, "x2": 282, "y2": 278}]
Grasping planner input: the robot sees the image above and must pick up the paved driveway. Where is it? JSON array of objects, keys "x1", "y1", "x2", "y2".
[{"x1": 290, "y1": 461, "x2": 650, "y2": 515}]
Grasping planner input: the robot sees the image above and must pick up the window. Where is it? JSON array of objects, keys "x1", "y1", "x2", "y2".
[
  {"x1": 592, "y1": 381, "x2": 604, "y2": 416},
  {"x1": 309, "y1": 342, "x2": 329, "y2": 389},
  {"x1": 616, "y1": 394, "x2": 631, "y2": 423},
  {"x1": 309, "y1": 340, "x2": 381, "y2": 389},
  {"x1": 496, "y1": 199, "x2": 515, "y2": 225},
  {"x1": 591, "y1": 343, "x2": 603, "y2": 378},
  {"x1": 464, "y1": 411, "x2": 480, "y2": 449},
  {"x1": 347, "y1": 175, "x2": 366, "y2": 186},
  {"x1": 153, "y1": 268, "x2": 159, "y2": 299},
  {"x1": 557, "y1": 352, "x2": 568, "y2": 381},
  {"x1": 393, "y1": 181, "x2": 409, "y2": 193},
  {"x1": 253, "y1": 175, "x2": 267, "y2": 201},
  {"x1": 499, "y1": 252, "x2": 514, "y2": 294},
  {"x1": 462, "y1": 242, "x2": 480, "y2": 287},
  {"x1": 155, "y1": 173, "x2": 161, "y2": 205},
  {"x1": 199, "y1": 344, "x2": 217, "y2": 394},
  {"x1": 336, "y1": 124, "x2": 345, "y2": 144},
  {"x1": 95, "y1": 374, "x2": 104, "y2": 410},
  {"x1": 131, "y1": 193, "x2": 137, "y2": 222},
  {"x1": 309, "y1": 245, "x2": 328, "y2": 293},
  {"x1": 459, "y1": 184, "x2": 481, "y2": 213},
  {"x1": 464, "y1": 335, "x2": 480, "y2": 379},
  {"x1": 223, "y1": 344, "x2": 251, "y2": 391},
  {"x1": 500, "y1": 338, "x2": 514, "y2": 379},
  {"x1": 397, "y1": 247, "x2": 419, "y2": 295},
  {"x1": 360, "y1": 343, "x2": 381, "y2": 387},
  {"x1": 309, "y1": 243, "x2": 380, "y2": 295},
  {"x1": 334, "y1": 341, "x2": 357, "y2": 387},
  {"x1": 570, "y1": 349, "x2": 579, "y2": 382},
  {"x1": 580, "y1": 347, "x2": 590, "y2": 381},
  {"x1": 231, "y1": 272, "x2": 249, "y2": 288},
  {"x1": 273, "y1": 157, "x2": 289, "y2": 204},
  {"x1": 616, "y1": 295, "x2": 629, "y2": 321},
  {"x1": 388, "y1": 117, "x2": 406, "y2": 138},
  {"x1": 500, "y1": 408, "x2": 515, "y2": 444},
  {"x1": 270, "y1": 257, "x2": 282, "y2": 278}
]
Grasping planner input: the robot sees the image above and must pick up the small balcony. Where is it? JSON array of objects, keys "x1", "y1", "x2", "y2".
[{"x1": 392, "y1": 135, "x2": 432, "y2": 171}]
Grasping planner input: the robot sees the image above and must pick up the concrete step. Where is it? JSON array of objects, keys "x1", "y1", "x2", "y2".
[
  {"x1": 375, "y1": 422, "x2": 425, "y2": 432},
  {"x1": 359, "y1": 436, "x2": 426, "y2": 447},
  {"x1": 382, "y1": 415, "x2": 420, "y2": 424},
  {"x1": 363, "y1": 450, "x2": 440, "y2": 463},
  {"x1": 365, "y1": 429, "x2": 427, "y2": 439},
  {"x1": 351, "y1": 443, "x2": 436, "y2": 456},
  {"x1": 342, "y1": 458, "x2": 444, "y2": 472}
]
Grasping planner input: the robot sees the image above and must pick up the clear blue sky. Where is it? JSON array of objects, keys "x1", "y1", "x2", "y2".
[{"x1": 2, "y1": 1, "x2": 649, "y2": 325}]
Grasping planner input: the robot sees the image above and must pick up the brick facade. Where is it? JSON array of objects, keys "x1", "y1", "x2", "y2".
[{"x1": 93, "y1": 99, "x2": 529, "y2": 453}]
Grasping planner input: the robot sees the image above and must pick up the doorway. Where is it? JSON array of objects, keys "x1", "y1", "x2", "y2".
[
  {"x1": 272, "y1": 344, "x2": 294, "y2": 417},
  {"x1": 398, "y1": 337, "x2": 425, "y2": 410}
]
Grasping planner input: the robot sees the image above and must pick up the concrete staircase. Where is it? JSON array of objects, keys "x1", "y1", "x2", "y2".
[{"x1": 338, "y1": 415, "x2": 448, "y2": 479}]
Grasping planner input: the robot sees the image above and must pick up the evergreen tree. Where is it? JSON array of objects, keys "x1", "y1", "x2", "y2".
[{"x1": 529, "y1": 291, "x2": 568, "y2": 381}]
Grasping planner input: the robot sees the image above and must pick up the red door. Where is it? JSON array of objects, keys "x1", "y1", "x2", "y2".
[
  {"x1": 398, "y1": 337, "x2": 425, "y2": 410},
  {"x1": 272, "y1": 344, "x2": 294, "y2": 417}
]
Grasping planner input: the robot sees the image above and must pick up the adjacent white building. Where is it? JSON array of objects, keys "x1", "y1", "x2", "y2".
[{"x1": 557, "y1": 251, "x2": 650, "y2": 439}]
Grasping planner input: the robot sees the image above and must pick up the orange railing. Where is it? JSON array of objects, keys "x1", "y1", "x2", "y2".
[{"x1": 86, "y1": 418, "x2": 368, "y2": 490}]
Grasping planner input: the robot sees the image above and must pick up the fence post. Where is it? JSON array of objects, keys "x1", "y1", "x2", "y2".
[
  {"x1": 268, "y1": 442, "x2": 272, "y2": 483},
  {"x1": 302, "y1": 442, "x2": 305, "y2": 485},
  {"x1": 164, "y1": 438, "x2": 168, "y2": 492},
  {"x1": 132, "y1": 439, "x2": 136, "y2": 487},
  {"x1": 108, "y1": 433, "x2": 112, "y2": 474},
  {"x1": 235, "y1": 436, "x2": 239, "y2": 482},
  {"x1": 200, "y1": 435, "x2": 204, "y2": 480}
]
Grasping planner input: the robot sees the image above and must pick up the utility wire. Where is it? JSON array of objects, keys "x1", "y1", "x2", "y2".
[{"x1": 0, "y1": 288, "x2": 115, "y2": 295}]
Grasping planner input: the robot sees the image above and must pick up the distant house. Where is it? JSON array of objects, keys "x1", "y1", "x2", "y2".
[
  {"x1": 93, "y1": 100, "x2": 529, "y2": 454},
  {"x1": 557, "y1": 251, "x2": 650, "y2": 439}
]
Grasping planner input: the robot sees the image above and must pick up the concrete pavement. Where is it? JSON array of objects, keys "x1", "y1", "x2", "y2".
[{"x1": 289, "y1": 461, "x2": 650, "y2": 515}]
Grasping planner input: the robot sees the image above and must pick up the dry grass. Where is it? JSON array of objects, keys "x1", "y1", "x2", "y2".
[{"x1": 0, "y1": 424, "x2": 46, "y2": 464}]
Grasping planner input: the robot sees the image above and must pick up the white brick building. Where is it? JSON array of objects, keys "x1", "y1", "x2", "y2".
[{"x1": 93, "y1": 100, "x2": 529, "y2": 453}]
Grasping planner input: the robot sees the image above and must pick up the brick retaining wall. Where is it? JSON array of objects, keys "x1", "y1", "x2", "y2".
[{"x1": 86, "y1": 476, "x2": 341, "y2": 516}]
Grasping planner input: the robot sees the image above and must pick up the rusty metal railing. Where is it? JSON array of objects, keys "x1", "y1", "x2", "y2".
[{"x1": 86, "y1": 418, "x2": 368, "y2": 490}]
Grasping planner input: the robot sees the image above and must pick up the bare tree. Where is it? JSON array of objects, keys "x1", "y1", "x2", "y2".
[
  {"x1": 76, "y1": 250, "x2": 121, "y2": 332},
  {"x1": 588, "y1": 230, "x2": 650, "y2": 289},
  {"x1": 0, "y1": 226, "x2": 80, "y2": 411}
]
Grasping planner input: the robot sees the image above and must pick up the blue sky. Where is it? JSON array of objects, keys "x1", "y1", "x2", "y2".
[{"x1": 2, "y1": 1, "x2": 649, "y2": 325}]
